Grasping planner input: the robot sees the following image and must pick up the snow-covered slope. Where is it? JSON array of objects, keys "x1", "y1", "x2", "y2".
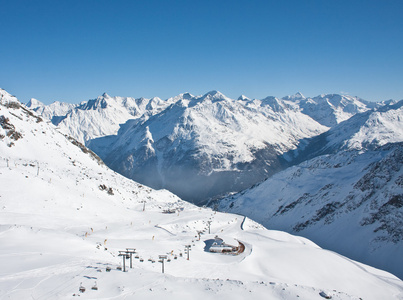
[
  {"x1": 28, "y1": 92, "x2": 176, "y2": 144},
  {"x1": 2, "y1": 88, "x2": 403, "y2": 299},
  {"x1": 287, "y1": 100, "x2": 403, "y2": 163},
  {"x1": 31, "y1": 91, "x2": 389, "y2": 205},
  {"x1": 88, "y1": 91, "x2": 327, "y2": 203},
  {"x1": 283, "y1": 93, "x2": 381, "y2": 127},
  {"x1": 27, "y1": 98, "x2": 77, "y2": 123},
  {"x1": 216, "y1": 101, "x2": 403, "y2": 279}
]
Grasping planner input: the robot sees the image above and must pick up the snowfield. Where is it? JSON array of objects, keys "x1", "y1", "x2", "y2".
[
  {"x1": 1, "y1": 92, "x2": 403, "y2": 299},
  {"x1": 28, "y1": 91, "x2": 387, "y2": 205},
  {"x1": 217, "y1": 101, "x2": 403, "y2": 280}
]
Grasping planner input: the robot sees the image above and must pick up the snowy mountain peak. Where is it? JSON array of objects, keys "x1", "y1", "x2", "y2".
[
  {"x1": 1, "y1": 89, "x2": 403, "y2": 299},
  {"x1": 261, "y1": 96, "x2": 287, "y2": 112},
  {"x1": 282, "y1": 92, "x2": 306, "y2": 101},
  {"x1": 26, "y1": 98, "x2": 44, "y2": 109},
  {"x1": 238, "y1": 95, "x2": 251, "y2": 101},
  {"x1": 79, "y1": 97, "x2": 108, "y2": 110},
  {"x1": 102, "y1": 92, "x2": 111, "y2": 98},
  {"x1": 202, "y1": 90, "x2": 228, "y2": 101},
  {"x1": 180, "y1": 92, "x2": 193, "y2": 100},
  {"x1": 0, "y1": 88, "x2": 19, "y2": 105},
  {"x1": 296, "y1": 93, "x2": 380, "y2": 127}
]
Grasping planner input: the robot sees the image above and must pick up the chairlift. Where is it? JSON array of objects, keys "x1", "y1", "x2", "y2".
[
  {"x1": 135, "y1": 255, "x2": 140, "y2": 259},
  {"x1": 174, "y1": 255, "x2": 178, "y2": 260},
  {"x1": 140, "y1": 258, "x2": 144, "y2": 262},
  {"x1": 117, "y1": 266, "x2": 122, "y2": 270},
  {"x1": 79, "y1": 283, "x2": 86, "y2": 293},
  {"x1": 91, "y1": 281, "x2": 98, "y2": 291},
  {"x1": 167, "y1": 258, "x2": 171, "y2": 262},
  {"x1": 106, "y1": 266, "x2": 111, "y2": 272}
]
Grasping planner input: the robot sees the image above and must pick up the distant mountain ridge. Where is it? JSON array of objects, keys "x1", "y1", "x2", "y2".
[
  {"x1": 214, "y1": 100, "x2": 403, "y2": 279},
  {"x1": 83, "y1": 90, "x2": 328, "y2": 202},
  {"x1": 27, "y1": 90, "x2": 386, "y2": 203},
  {"x1": 9, "y1": 87, "x2": 403, "y2": 281},
  {"x1": 3, "y1": 87, "x2": 403, "y2": 299}
]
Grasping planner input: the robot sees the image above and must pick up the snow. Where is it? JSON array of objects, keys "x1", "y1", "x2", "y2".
[
  {"x1": 1, "y1": 91, "x2": 402, "y2": 299},
  {"x1": 306, "y1": 100, "x2": 403, "y2": 153},
  {"x1": 217, "y1": 102, "x2": 403, "y2": 279},
  {"x1": 284, "y1": 93, "x2": 380, "y2": 127},
  {"x1": 29, "y1": 90, "x2": 391, "y2": 204},
  {"x1": 84, "y1": 91, "x2": 329, "y2": 202},
  {"x1": 282, "y1": 92, "x2": 306, "y2": 101},
  {"x1": 27, "y1": 93, "x2": 176, "y2": 145},
  {"x1": 26, "y1": 98, "x2": 44, "y2": 109}
]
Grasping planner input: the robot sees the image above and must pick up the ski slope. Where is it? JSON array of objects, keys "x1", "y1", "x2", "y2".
[{"x1": 1, "y1": 89, "x2": 402, "y2": 299}]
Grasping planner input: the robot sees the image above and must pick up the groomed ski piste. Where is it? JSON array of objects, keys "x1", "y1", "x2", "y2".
[{"x1": 1, "y1": 89, "x2": 403, "y2": 299}]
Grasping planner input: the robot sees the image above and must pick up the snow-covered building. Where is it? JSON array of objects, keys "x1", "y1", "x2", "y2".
[{"x1": 209, "y1": 236, "x2": 237, "y2": 253}]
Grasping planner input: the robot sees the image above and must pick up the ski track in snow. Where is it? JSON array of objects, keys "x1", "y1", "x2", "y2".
[{"x1": 1, "y1": 89, "x2": 402, "y2": 299}]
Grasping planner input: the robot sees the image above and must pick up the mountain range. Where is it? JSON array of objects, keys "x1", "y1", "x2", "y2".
[
  {"x1": 3, "y1": 88, "x2": 403, "y2": 298},
  {"x1": 215, "y1": 101, "x2": 403, "y2": 278},
  {"x1": 28, "y1": 91, "x2": 387, "y2": 203},
  {"x1": 25, "y1": 89, "x2": 403, "y2": 280}
]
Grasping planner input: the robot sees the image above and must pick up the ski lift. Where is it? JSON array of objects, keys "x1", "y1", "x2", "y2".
[
  {"x1": 174, "y1": 255, "x2": 178, "y2": 260},
  {"x1": 117, "y1": 265, "x2": 122, "y2": 270},
  {"x1": 91, "y1": 281, "x2": 98, "y2": 291},
  {"x1": 79, "y1": 283, "x2": 86, "y2": 293},
  {"x1": 140, "y1": 258, "x2": 144, "y2": 262},
  {"x1": 135, "y1": 255, "x2": 140, "y2": 259},
  {"x1": 106, "y1": 266, "x2": 111, "y2": 272}
]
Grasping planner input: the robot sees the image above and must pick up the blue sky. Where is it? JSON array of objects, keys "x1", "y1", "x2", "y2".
[{"x1": 1, "y1": 0, "x2": 402, "y2": 104}]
